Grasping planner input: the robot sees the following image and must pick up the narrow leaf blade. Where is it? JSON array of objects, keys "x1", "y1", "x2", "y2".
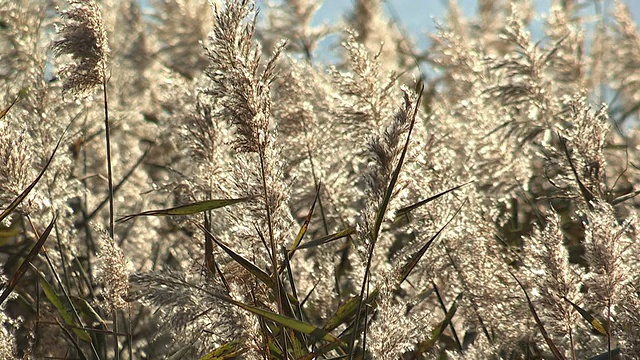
[
  {"x1": 323, "y1": 288, "x2": 380, "y2": 332},
  {"x1": 562, "y1": 297, "x2": 608, "y2": 335},
  {"x1": 0, "y1": 216, "x2": 56, "y2": 306},
  {"x1": 417, "y1": 293, "x2": 463, "y2": 352},
  {"x1": 297, "y1": 227, "x2": 356, "y2": 250},
  {"x1": 288, "y1": 185, "x2": 320, "y2": 257},
  {"x1": 395, "y1": 181, "x2": 472, "y2": 219},
  {"x1": 195, "y1": 223, "x2": 275, "y2": 289},
  {"x1": 397, "y1": 200, "x2": 465, "y2": 285},
  {"x1": 117, "y1": 197, "x2": 251, "y2": 223},
  {"x1": 224, "y1": 296, "x2": 345, "y2": 346},
  {"x1": 512, "y1": 272, "x2": 566, "y2": 360},
  {"x1": 0, "y1": 94, "x2": 19, "y2": 120},
  {"x1": 199, "y1": 340, "x2": 245, "y2": 360},
  {"x1": 39, "y1": 271, "x2": 92, "y2": 342}
]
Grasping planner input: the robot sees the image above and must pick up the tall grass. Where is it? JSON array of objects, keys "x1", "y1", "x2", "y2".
[{"x1": 1, "y1": 0, "x2": 640, "y2": 359}]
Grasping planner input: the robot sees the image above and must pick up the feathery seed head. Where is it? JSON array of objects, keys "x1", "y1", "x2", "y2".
[{"x1": 53, "y1": 0, "x2": 110, "y2": 95}]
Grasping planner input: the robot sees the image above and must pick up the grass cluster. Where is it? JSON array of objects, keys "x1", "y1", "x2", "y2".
[{"x1": 2, "y1": 0, "x2": 640, "y2": 359}]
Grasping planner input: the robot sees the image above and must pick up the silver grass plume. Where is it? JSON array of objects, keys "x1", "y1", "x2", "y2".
[
  {"x1": 52, "y1": 0, "x2": 110, "y2": 95},
  {"x1": 204, "y1": 0, "x2": 285, "y2": 154},
  {"x1": 524, "y1": 213, "x2": 581, "y2": 351},
  {"x1": 94, "y1": 226, "x2": 130, "y2": 312}
]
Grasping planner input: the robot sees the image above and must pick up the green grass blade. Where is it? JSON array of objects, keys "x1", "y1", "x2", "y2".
[
  {"x1": 199, "y1": 340, "x2": 245, "y2": 359},
  {"x1": 562, "y1": 297, "x2": 608, "y2": 335},
  {"x1": 323, "y1": 288, "x2": 380, "y2": 332},
  {"x1": 288, "y1": 185, "x2": 320, "y2": 258},
  {"x1": 222, "y1": 295, "x2": 345, "y2": 346},
  {"x1": 194, "y1": 223, "x2": 275, "y2": 289},
  {"x1": 416, "y1": 293, "x2": 462, "y2": 353},
  {"x1": 117, "y1": 197, "x2": 251, "y2": 223},
  {"x1": 0, "y1": 216, "x2": 56, "y2": 306},
  {"x1": 281, "y1": 247, "x2": 309, "y2": 355},
  {"x1": 72, "y1": 295, "x2": 109, "y2": 354},
  {"x1": 38, "y1": 271, "x2": 92, "y2": 342}
]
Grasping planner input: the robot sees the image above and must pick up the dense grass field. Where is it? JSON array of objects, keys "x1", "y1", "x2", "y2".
[{"x1": 2, "y1": 0, "x2": 640, "y2": 358}]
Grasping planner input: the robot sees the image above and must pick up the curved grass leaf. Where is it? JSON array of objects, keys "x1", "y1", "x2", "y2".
[
  {"x1": 0, "y1": 216, "x2": 56, "y2": 306},
  {"x1": 323, "y1": 288, "x2": 380, "y2": 333},
  {"x1": 38, "y1": 271, "x2": 92, "y2": 342},
  {"x1": 395, "y1": 181, "x2": 472, "y2": 219},
  {"x1": 511, "y1": 272, "x2": 566, "y2": 360},
  {"x1": 117, "y1": 197, "x2": 251, "y2": 223},
  {"x1": 222, "y1": 295, "x2": 345, "y2": 347},
  {"x1": 416, "y1": 293, "x2": 463, "y2": 354},
  {"x1": 288, "y1": 185, "x2": 320, "y2": 258},
  {"x1": 562, "y1": 297, "x2": 608, "y2": 335},
  {"x1": 397, "y1": 200, "x2": 465, "y2": 285},
  {"x1": 297, "y1": 227, "x2": 356, "y2": 250},
  {"x1": 194, "y1": 223, "x2": 275, "y2": 289}
]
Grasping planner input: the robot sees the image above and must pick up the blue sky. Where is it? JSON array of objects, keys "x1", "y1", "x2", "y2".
[{"x1": 257, "y1": 0, "x2": 640, "y2": 61}]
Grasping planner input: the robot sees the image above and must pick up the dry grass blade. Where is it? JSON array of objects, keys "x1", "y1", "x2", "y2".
[
  {"x1": 611, "y1": 189, "x2": 640, "y2": 205},
  {"x1": 559, "y1": 135, "x2": 595, "y2": 208},
  {"x1": 0, "y1": 128, "x2": 67, "y2": 223},
  {"x1": 511, "y1": 272, "x2": 567, "y2": 360},
  {"x1": 397, "y1": 199, "x2": 466, "y2": 285},
  {"x1": 0, "y1": 94, "x2": 20, "y2": 120},
  {"x1": 395, "y1": 181, "x2": 473, "y2": 219},
  {"x1": 0, "y1": 216, "x2": 56, "y2": 306},
  {"x1": 117, "y1": 197, "x2": 251, "y2": 223},
  {"x1": 194, "y1": 222, "x2": 275, "y2": 289},
  {"x1": 288, "y1": 184, "x2": 321, "y2": 258},
  {"x1": 562, "y1": 297, "x2": 608, "y2": 336},
  {"x1": 297, "y1": 226, "x2": 356, "y2": 250}
]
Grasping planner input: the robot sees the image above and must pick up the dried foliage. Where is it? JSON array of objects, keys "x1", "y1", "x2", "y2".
[{"x1": 2, "y1": 0, "x2": 640, "y2": 359}]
